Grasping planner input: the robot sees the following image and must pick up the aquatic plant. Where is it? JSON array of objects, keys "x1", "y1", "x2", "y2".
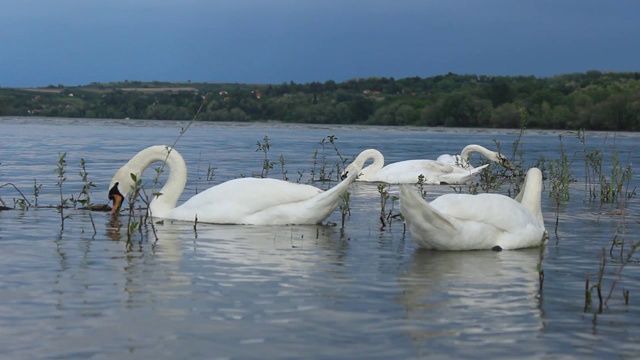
[
  {"x1": 537, "y1": 244, "x2": 545, "y2": 301},
  {"x1": 256, "y1": 135, "x2": 275, "y2": 178},
  {"x1": 416, "y1": 174, "x2": 427, "y2": 198},
  {"x1": 54, "y1": 152, "x2": 70, "y2": 229},
  {"x1": 547, "y1": 134, "x2": 575, "y2": 236},
  {"x1": 78, "y1": 158, "x2": 96, "y2": 235},
  {"x1": 603, "y1": 212, "x2": 639, "y2": 309},
  {"x1": 33, "y1": 179, "x2": 42, "y2": 208},
  {"x1": 584, "y1": 248, "x2": 606, "y2": 314},
  {"x1": 339, "y1": 191, "x2": 351, "y2": 229},
  {"x1": 326, "y1": 135, "x2": 348, "y2": 180},
  {"x1": 279, "y1": 154, "x2": 288, "y2": 181},
  {"x1": 123, "y1": 173, "x2": 143, "y2": 244},
  {"x1": 578, "y1": 130, "x2": 635, "y2": 203},
  {"x1": 584, "y1": 220, "x2": 640, "y2": 314},
  {"x1": 310, "y1": 149, "x2": 320, "y2": 182},
  {"x1": 0, "y1": 183, "x2": 31, "y2": 210},
  {"x1": 315, "y1": 137, "x2": 332, "y2": 182},
  {"x1": 313, "y1": 135, "x2": 345, "y2": 183},
  {"x1": 387, "y1": 193, "x2": 400, "y2": 228},
  {"x1": 377, "y1": 183, "x2": 390, "y2": 230}
]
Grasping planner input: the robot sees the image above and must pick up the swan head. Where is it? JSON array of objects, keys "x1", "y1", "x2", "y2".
[
  {"x1": 494, "y1": 153, "x2": 514, "y2": 170},
  {"x1": 108, "y1": 166, "x2": 138, "y2": 216},
  {"x1": 478, "y1": 148, "x2": 512, "y2": 169},
  {"x1": 461, "y1": 144, "x2": 513, "y2": 170},
  {"x1": 108, "y1": 182, "x2": 124, "y2": 215}
]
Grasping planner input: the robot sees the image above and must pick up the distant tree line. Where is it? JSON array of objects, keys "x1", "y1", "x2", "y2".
[{"x1": 1, "y1": 71, "x2": 639, "y2": 131}]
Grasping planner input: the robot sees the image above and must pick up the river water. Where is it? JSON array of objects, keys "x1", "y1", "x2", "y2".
[{"x1": 1, "y1": 117, "x2": 639, "y2": 359}]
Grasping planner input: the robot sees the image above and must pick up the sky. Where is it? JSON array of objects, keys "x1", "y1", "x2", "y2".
[{"x1": 2, "y1": 0, "x2": 639, "y2": 87}]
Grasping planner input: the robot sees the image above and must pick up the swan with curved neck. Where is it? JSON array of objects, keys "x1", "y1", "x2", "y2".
[
  {"x1": 109, "y1": 145, "x2": 365, "y2": 225},
  {"x1": 436, "y1": 144, "x2": 511, "y2": 170},
  {"x1": 399, "y1": 167, "x2": 546, "y2": 250},
  {"x1": 343, "y1": 149, "x2": 488, "y2": 185}
]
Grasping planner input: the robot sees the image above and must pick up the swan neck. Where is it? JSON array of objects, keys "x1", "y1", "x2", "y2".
[
  {"x1": 349, "y1": 149, "x2": 384, "y2": 179},
  {"x1": 460, "y1": 145, "x2": 491, "y2": 161},
  {"x1": 131, "y1": 146, "x2": 187, "y2": 213},
  {"x1": 519, "y1": 169, "x2": 544, "y2": 227}
]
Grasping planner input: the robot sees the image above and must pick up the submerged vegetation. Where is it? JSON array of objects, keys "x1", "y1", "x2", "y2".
[{"x1": 2, "y1": 71, "x2": 640, "y2": 131}]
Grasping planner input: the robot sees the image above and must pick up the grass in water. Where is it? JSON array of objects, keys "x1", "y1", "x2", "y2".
[
  {"x1": 578, "y1": 130, "x2": 635, "y2": 203},
  {"x1": 256, "y1": 135, "x2": 275, "y2": 178},
  {"x1": 55, "y1": 152, "x2": 70, "y2": 230},
  {"x1": 78, "y1": 158, "x2": 97, "y2": 236},
  {"x1": 377, "y1": 183, "x2": 390, "y2": 230},
  {"x1": 547, "y1": 134, "x2": 575, "y2": 236},
  {"x1": 339, "y1": 191, "x2": 351, "y2": 230}
]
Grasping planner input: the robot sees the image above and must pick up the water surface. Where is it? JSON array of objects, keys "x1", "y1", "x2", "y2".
[{"x1": 1, "y1": 117, "x2": 639, "y2": 359}]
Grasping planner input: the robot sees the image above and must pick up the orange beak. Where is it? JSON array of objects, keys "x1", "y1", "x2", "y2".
[{"x1": 110, "y1": 193, "x2": 124, "y2": 216}]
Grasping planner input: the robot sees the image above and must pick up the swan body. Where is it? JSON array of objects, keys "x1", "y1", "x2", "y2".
[
  {"x1": 400, "y1": 167, "x2": 546, "y2": 250},
  {"x1": 109, "y1": 145, "x2": 364, "y2": 225},
  {"x1": 344, "y1": 149, "x2": 488, "y2": 185},
  {"x1": 436, "y1": 144, "x2": 511, "y2": 170}
]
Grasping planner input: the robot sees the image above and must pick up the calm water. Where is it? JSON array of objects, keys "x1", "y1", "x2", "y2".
[{"x1": 1, "y1": 117, "x2": 639, "y2": 359}]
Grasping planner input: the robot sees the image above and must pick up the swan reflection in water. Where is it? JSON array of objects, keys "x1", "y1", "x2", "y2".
[
  {"x1": 396, "y1": 248, "x2": 545, "y2": 352},
  {"x1": 104, "y1": 219, "x2": 345, "y2": 318},
  {"x1": 186, "y1": 223, "x2": 343, "y2": 270},
  {"x1": 107, "y1": 218, "x2": 344, "y2": 275}
]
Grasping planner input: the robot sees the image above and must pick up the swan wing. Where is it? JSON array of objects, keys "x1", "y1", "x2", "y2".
[
  {"x1": 431, "y1": 193, "x2": 535, "y2": 232},
  {"x1": 173, "y1": 178, "x2": 323, "y2": 223},
  {"x1": 436, "y1": 154, "x2": 456, "y2": 163},
  {"x1": 373, "y1": 160, "x2": 484, "y2": 184},
  {"x1": 400, "y1": 186, "x2": 544, "y2": 250}
]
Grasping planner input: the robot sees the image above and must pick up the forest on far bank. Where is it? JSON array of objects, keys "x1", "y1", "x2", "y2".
[{"x1": 1, "y1": 70, "x2": 639, "y2": 131}]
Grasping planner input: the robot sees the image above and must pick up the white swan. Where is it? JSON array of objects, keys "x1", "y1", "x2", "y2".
[
  {"x1": 108, "y1": 145, "x2": 365, "y2": 225},
  {"x1": 399, "y1": 167, "x2": 546, "y2": 250},
  {"x1": 436, "y1": 144, "x2": 511, "y2": 170},
  {"x1": 343, "y1": 149, "x2": 488, "y2": 185}
]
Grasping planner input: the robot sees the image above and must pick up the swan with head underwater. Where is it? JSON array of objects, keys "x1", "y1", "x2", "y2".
[
  {"x1": 436, "y1": 144, "x2": 512, "y2": 170},
  {"x1": 399, "y1": 167, "x2": 546, "y2": 250},
  {"x1": 108, "y1": 145, "x2": 366, "y2": 225},
  {"x1": 341, "y1": 149, "x2": 488, "y2": 185}
]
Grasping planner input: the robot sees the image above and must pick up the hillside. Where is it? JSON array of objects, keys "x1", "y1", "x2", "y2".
[{"x1": 1, "y1": 71, "x2": 639, "y2": 131}]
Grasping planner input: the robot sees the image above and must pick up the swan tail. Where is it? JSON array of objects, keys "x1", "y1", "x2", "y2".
[
  {"x1": 315, "y1": 170, "x2": 358, "y2": 204},
  {"x1": 469, "y1": 163, "x2": 489, "y2": 175},
  {"x1": 298, "y1": 170, "x2": 358, "y2": 224},
  {"x1": 399, "y1": 185, "x2": 456, "y2": 232}
]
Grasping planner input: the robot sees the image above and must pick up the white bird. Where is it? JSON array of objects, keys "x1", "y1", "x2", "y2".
[
  {"x1": 436, "y1": 144, "x2": 511, "y2": 170},
  {"x1": 343, "y1": 149, "x2": 488, "y2": 185},
  {"x1": 108, "y1": 145, "x2": 366, "y2": 225},
  {"x1": 399, "y1": 167, "x2": 546, "y2": 250}
]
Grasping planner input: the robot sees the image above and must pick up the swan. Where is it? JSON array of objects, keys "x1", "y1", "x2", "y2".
[
  {"x1": 343, "y1": 149, "x2": 488, "y2": 185},
  {"x1": 436, "y1": 144, "x2": 511, "y2": 170},
  {"x1": 108, "y1": 145, "x2": 365, "y2": 225},
  {"x1": 399, "y1": 167, "x2": 546, "y2": 250}
]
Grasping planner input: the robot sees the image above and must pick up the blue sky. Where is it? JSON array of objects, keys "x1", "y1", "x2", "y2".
[{"x1": 2, "y1": 0, "x2": 639, "y2": 87}]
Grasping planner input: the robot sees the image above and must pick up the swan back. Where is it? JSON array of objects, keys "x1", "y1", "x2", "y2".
[
  {"x1": 344, "y1": 148, "x2": 488, "y2": 184},
  {"x1": 175, "y1": 148, "x2": 366, "y2": 225},
  {"x1": 399, "y1": 167, "x2": 545, "y2": 250}
]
